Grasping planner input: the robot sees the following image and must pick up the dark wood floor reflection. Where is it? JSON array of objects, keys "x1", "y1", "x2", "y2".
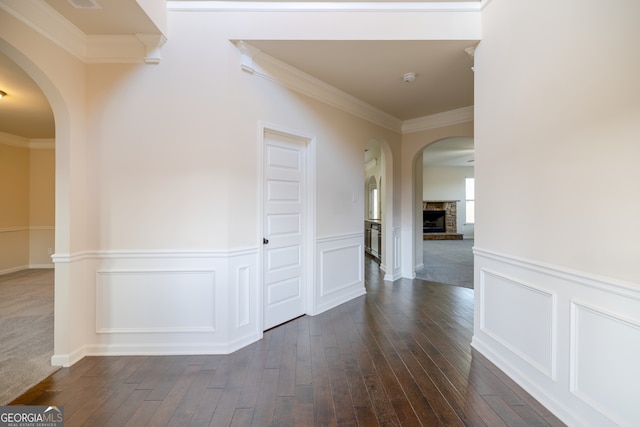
[{"x1": 12, "y1": 257, "x2": 565, "y2": 426}]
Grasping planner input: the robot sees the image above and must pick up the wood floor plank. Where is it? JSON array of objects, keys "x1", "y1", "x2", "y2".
[
  {"x1": 272, "y1": 396, "x2": 295, "y2": 427},
  {"x1": 293, "y1": 385, "x2": 314, "y2": 427},
  {"x1": 249, "y1": 367, "x2": 279, "y2": 426},
  {"x1": 9, "y1": 259, "x2": 566, "y2": 427},
  {"x1": 325, "y1": 347, "x2": 358, "y2": 425},
  {"x1": 144, "y1": 364, "x2": 200, "y2": 425},
  {"x1": 165, "y1": 369, "x2": 216, "y2": 427},
  {"x1": 123, "y1": 399, "x2": 160, "y2": 427},
  {"x1": 103, "y1": 388, "x2": 151, "y2": 427},
  {"x1": 187, "y1": 388, "x2": 223, "y2": 427},
  {"x1": 276, "y1": 321, "x2": 298, "y2": 397},
  {"x1": 483, "y1": 395, "x2": 531, "y2": 427},
  {"x1": 353, "y1": 405, "x2": 380, "y2": 427},
  {"x1": 295, "y1": 315, "x2": 313, "y2": 387},
  {"x1": 362, "y1": 373, "x2": 402, "y2": 425},
  {"x1": 310, "y1": 338, "x2": 336, "y2": 426}
]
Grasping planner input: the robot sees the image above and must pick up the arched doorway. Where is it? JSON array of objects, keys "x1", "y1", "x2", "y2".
[
  {"x1": 414, "y1": 136, "x2": 474, "y2": 288},
  {"x1": 364, "y1": 138, "x2": 398, "y2": 280},
  {"x1": 0, "y1": 47, "x2": 58, "y2": 403}
]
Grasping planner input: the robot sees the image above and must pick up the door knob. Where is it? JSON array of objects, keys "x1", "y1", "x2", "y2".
[{"x1": 263, "y1": 238, "x2": 269, "y2": 244}]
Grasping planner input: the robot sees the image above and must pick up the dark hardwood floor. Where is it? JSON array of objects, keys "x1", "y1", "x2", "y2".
[{"x1": 11, "y1": 257, "x2": 565, "y2": 426}]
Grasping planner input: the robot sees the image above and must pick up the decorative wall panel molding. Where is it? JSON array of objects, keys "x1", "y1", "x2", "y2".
[
  {"x1": 316, "y1": 233, "x2": 366, "y2": 313},
  {"x1": 473, "y1": 247, "x2": 640, "y2": 427},
  {"x1": 383, "y1": 226, "x2": 403, "y2": 282},
  {"x1": 479, "y1": 269, "x2": 556, "y2": 378},
  {"x1": 53, "y1": 249, "x2": 261, "y2": 363},
  {"x1": 96, "y1": 270, "x2": 217, "y2": 333},
  {"x1": 570, "y1": 302, "x2": 640, "y2": 427}
]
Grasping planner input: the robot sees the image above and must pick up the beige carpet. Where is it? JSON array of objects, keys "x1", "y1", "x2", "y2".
[{"x1": 0, "y1": 269, "x2": 59, "y2": 405}]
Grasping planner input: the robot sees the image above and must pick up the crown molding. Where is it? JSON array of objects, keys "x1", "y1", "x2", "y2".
[
  {"x1": 0, "y1": 131, "x2": 29, "y2": 148},
  {"x1": 0, "y1": 0, "x2": 87, "y2": 59},
  {"x1": 401, "y1": 105, "x2": 474, "y2": 134},
  {"x1": 238, "y1": 42, "x2": 473, "y2": 133},
  {"x1": 0, "y1": 0, "x2": 163, "y2": 64},
  {"x1": 169, "y1": 1, "x2": 484, "y2": 12},
  {"x1": 243, "y1": 43, "x2": 403, "y2": 132},
  {"x1": 29, "y1": 138, "x2": 55, "y2": 150},
  {"x1": 0, "y1": 132, "x2": 56, "y2": 148}
]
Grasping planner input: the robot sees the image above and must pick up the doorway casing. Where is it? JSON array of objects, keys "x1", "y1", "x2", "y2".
[{"x1": 258, "y1": 122, "x2": 317, "y2": 330}]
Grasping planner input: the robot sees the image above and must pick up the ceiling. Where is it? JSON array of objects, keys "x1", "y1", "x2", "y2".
[
  {"x1": 0, "y1": 50, "x2": 55, "y2": 139},
  {"x1": 422, "y1": 136, "x2": 474, "y2": 167},
  {"x1": 247, "y1": 40, "x2": 475, "y2": 121},
  {"x1": 0, "y1": 0, "x2": 477, "y2": 166}
]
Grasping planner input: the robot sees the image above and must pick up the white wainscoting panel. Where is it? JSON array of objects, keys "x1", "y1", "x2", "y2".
[
  {"x1": 479, "y1": 269, "x2": 555, "y2": 378},
  {"x1": 571, "y1": 302, "x2": 640, "y2": 427},
  {"x1": 96, "y1": 270, "x2": 216, "y2": 333},
  {"x1": 473, "y1": 247, "x2": 640, "y2": 427},
  {"x1": 236, "y1": 265, "x2": 251, "y2": 328},
  {"x1": 52, "y1": 249, "x2": 261, "y2": 362},
  {"x1": 400, "y1": 226, "x2": 416, "y2": 279},
  {"x1": 383, "y1": 226, "x2": 403, "y2": 282},
  {"x1": 315, "y1": 233, "x2": 366, "y2": 314}
]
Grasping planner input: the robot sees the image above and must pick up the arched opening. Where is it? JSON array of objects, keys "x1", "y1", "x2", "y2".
[
  {"x1": 413, "y1": 136, "x2": 474, "y2": 288},
  {"x1": 364, "y1": 138, "x2": 396, "y2": 280},
  {"x1": 0, "y1": 41, "x2": 65, "y2": 403}
]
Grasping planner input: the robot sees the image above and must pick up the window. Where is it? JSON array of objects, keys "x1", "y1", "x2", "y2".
[{"x1": 465, "y1": 177, "x2": 475, "y2": 224}]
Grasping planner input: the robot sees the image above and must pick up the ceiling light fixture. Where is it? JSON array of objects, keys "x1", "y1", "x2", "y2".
[
  {"x1": 0, "y1": 90, "x2": 6, "y2": 99},
  {"x1": 402, "y1": 72, "x2": 416, "y2": 83},
  {"x1": 67, "y1": 0, "x2": 101, "y2": 9}
]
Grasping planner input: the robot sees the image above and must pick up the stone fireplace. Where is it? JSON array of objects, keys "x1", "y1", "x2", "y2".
[{"x1": 423, "y1": 200, "x2": 462, "y2": 240}]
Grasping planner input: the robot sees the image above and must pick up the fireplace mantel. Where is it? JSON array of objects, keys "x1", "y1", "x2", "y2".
[{"x1": 423, "y1": 200, "x2": 462, "y2": 240}]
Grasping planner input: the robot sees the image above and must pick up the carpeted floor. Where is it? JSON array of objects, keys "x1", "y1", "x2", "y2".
[
  {"x1": 415, "y1": 239, "x2": 474, "y2": 288},
  {"x1": 0, "y1": 269, "x2": 59, "y2": 405}
]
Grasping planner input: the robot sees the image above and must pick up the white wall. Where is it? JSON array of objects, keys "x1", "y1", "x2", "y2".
[
  {"x1": 474, "y1": 1, "x2": 640, "y2": 426},
  {"x1": 422, "y1": 165, "x2": 474, "y2": 236},
  {"x1": 76, "y1": 9, "x2": 405, "y2": 361}
]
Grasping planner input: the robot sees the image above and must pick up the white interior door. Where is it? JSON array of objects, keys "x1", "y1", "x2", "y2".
[{"x1": 263, "y1": 131, "x2": 307, "y2": 330}]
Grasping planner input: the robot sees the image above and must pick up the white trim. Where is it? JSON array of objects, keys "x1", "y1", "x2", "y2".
[
  {"x1": 569, "y1": 300, "x2": 640, "y2": 427},
  {"x1": 238, "y1": 44, "x2": 474, "y2": 134},
  {"x1": 0, "y1": 133, "x2": 55, "y2": 148},
  {"x1": 0, "y1": 131, "x2": 29, "y2": 148},
  {"x1": 479, "y1": 268, "x2": 557, "y2": 380},
  {"x1": 0, "y1": 0, "x2": 163, "y2": 64},
  {"x1": 0, "y1": 265, "x2": 30, "y2": 276},
  {"x1": 258, "y1": 121, "x2": 317, "y2": 325},
  {"x1": 249, "y1": 49, "x2": 402, "y2": 132},
  {"x1": 29, "y1": 139, "x2": 55, "y2": 149},
  {"x1": 28, "y1": 263, "x2": 54, "y2": 269},
  {"x1": 95, "y1": 269, "x2": 218, "y2": 334},
  {"x1": 402, "y1": 105, "x2": 474, "y2": 134},
  {"x1": 169, "y1": 1, "x2": 485, "y2": 13},
  {"x1": 316, "y1": 232, "x2": 363, "y2": 244},
  {"x1": 51, "y1": 248, "x2": 256, "y2": 263},
  {"x1": 473, "y1": 248, "x2": 640, "y2": 427},
  {"x1": 474, "y1": 247, "x2": 640, "y2": 300},
  {"x1": 0, "y1": 226, "x2": 29, "y2": 233},
  {"x1": 0, "y1": 0, "x2": 86, "y2": 61},
  {"x1": 51, "y1": 346, "x2": 85, "y2": 368}
]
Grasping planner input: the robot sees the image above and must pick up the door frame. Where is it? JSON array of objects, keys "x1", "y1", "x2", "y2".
[{"x1": 258, "y1": 122, "x2": 316, "y2": 330}]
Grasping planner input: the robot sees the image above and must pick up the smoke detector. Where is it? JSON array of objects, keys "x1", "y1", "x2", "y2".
[
  {"x1": 67, "y1": 0, "x2": 101, "y2": 9},
  {"x1": 402, "y1": 72, "x2": 416, "y2": 83}
]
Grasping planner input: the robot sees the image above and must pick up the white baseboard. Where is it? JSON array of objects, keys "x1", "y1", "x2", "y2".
[{"x1": 473, "y1": 247, "x2": 640, "y2": 427}]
